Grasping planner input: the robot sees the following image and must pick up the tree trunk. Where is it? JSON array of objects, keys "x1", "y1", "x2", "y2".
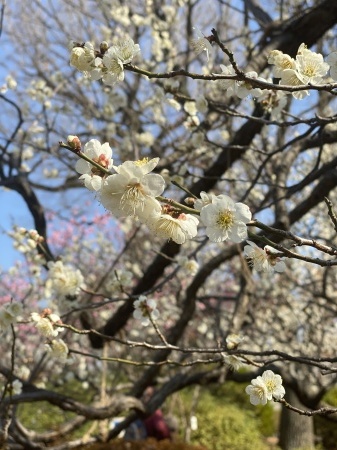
[{"x1": 279, "y1": 388, "x2": 315, "y2": 450}]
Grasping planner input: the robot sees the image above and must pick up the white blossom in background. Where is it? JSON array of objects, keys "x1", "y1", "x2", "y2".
[
  {"x1": 195, "y1": 95, "x2": 208, "y2": 113},
  {"x1": 200, "y1": 195, "x2": 252, "y2": 243},
  {"x1": 1, "y1": 74, "x2": 17, "y2": 93},
  {"x1": 222, "y1": 355, "x2": 243, "y2": 371},
  {"x1": 217, "y1": 64, "x2": 237, "y2": 97},
  {"x1": 244, "y1": 241, "x2": 286, "y2": 273},
  {"x1": 184, "y1": 101, "x2": 198, "y2": 116},
  {"x1": 106, "y1": 270, "x2": 133, "y2": 294},
  {"x1": 226, "y1": 333, "x2": 245, "y2": 350},
  {"x1": 11, "y1": 380, "x2": 23, "y2": 395},
  {"x1": 176, "y1": 256, "x2": 199, "y2": 276},
  {"x1": 190, "y1": 27, "x2": 212, "y2": 61},
  {"x1": 0, "y1": 302, "x2": 23, "y2": 332},
  {"x1": 100, "y1": 157, "x2": 165, "y2": 221},
  {"x1": 258, "y1": 88, "x2": 287, "y2": 119},
  {"x1": 46, "y1": 339, "x2": 69, "y2": 362},
  {"x1": 148, "y1": 212, "x2": 199, "y2": 244},
  {"x1": 27, "y1": 79, "x2": 53, "y2": 105},
  {"x1": 245, "y1": 370, "x2": 285, "y2": 405},
  {"x1": 6, "y1": 75, "x2": 17, "y2": 90},
  {"x1": 43, "y1": 168, "x2": 59, "y2": 178},
  {"x1": 133, "y1": 295, "x2": 160, "y2": 326},
  {"x1": 31, "y1": 311, "x2": 63, "y2": 337},
  {"x1": 236, "y1": 71, "x2": 264, "y2": 99},
  {"x1": 8, "y1": 226, "x2": 43, "y2": 254},
  {"x1": 45, "y1": 261, "x2": 84, "y2": 300},
  {"x1": 326, "y1": 51, "x2": 337, "y2": 80},
  {"x1": 75, "y1": 139, "x2": 113, "y2": 191}
]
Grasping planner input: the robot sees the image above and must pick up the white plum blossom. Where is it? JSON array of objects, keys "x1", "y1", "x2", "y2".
[
  {"x1": 133, "y1": 295, "x2": 160, "y2": 326},
  {"x1": 326, "y1": 51, "x2": 337, "y2": 80},
  {"x1": 75, "y1": 139, "x2": 113, "y2": 191},
  {"x1": 102, "y1": 38, "x2": 140, "y2": 86},
  {"x1": 226, "y1": 333, "x2": 245, "y2": 350},
  {"x1": 106, "y1": 270, "x2": 133, "y2": 294},
  {"x1": 245, "y1": 370, "x2": 285, "y2": 405},
  {"x1": 46, "y1": 339, "x2": 69, "y2": 362},
  {"x1": 190, "y1": 27, "x2": 212, "y2": 61},
  {"x1": 222, "y1": 355, "x2": 243, "y2": 371},
  {"x1": 148, "y1": 212, "x2": 199, "y2": 244},
  {"x1": 100, "y1": 158, "x2": 165, "y2": 221},
  {"x1": 11, "y1": 379, "x2": 23, "y2": 395},
  {"x1": 195, "y1": 95, "x2": 208, "y2": 113},
  {"x1": 200, "y1": 195, "x2": 252, "y2": 243},
  {"x1": 0, "y1": 302, "x2": 23, "y2": 332},
  {"x1": 244, "y1": 241, "x2": 286, "y2": 273},
  {"x1": 70, "y1": 42, "x2": 99, "y2": 75},
  {"x1": 45, "y1": 261, "x2": 84, "y2": 300},
  {"x1": 31, "y1": 311, "x2": 63, "y2": 337},
  {"x1": 268, "y1": 50, "x2": 296, "y2": 78},
  {"x1": 236, "y1": 71, "x2": 264, "y2": 99},
  {"x1": 176, "y1": 256, "x2": 199, "y2": 276},
  {"x1": 194, "y1": 191, "x2": 216, "y2": 210},
  {"x1": 217, "y1": 66, "x2": 264, "y2": 99},
  {"x1": 6, "y1": 75, "x2": 17, "y2": 90},
  {"x1": 295, "y1": 44, "x2": 329, "y2": 84},
  {"x1": 269, "y1": 44, "x2": 329, "y2": 99},
  {"x1": 217, "y1": 64, "x2": 237, "y2": 97}
]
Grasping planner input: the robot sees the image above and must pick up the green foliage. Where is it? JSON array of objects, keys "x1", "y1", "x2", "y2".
[
  {"x1": 207, "y1": 381, "x2": 278, "y2": 437},
  {"x1": 187, "y1": 386, "x2": 273, "y2": 450}
]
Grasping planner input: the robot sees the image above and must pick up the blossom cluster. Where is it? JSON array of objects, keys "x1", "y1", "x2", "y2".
[
  {"x1": 31, "y1": 310, "x2": 63, "y2": 338},
  {"x1": 45, "y1": 260, "x2": 84, "y2": 306},
  {"x1": 8, "y1": 226, "x2": 44, "y2": 255},
  {"x1": 31, "y1": 310, "x2": 68, "y2": 362},
  {"x1": 70, "y1": 37, "x2": 140, "y2": 86},
  {"x1": 215, "y1": 42, "x2": 337, "y2": 109},
  {"x1": 72, "y1": 138, "x2": 255, "y2": 246},
  {"x1": 268, "y1": 43, "x2": 330, "y2": 99}
]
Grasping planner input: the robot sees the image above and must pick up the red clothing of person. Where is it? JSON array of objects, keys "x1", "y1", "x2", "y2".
[{"x1": 144, "y1": 409, "x2": 171, "y2": 440}]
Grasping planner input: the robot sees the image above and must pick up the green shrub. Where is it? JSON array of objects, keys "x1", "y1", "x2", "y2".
[{"x1": 190, "y1": 389, "x2": 271, "y2": 450}]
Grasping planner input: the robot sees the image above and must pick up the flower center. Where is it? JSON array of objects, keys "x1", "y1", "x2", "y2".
[
  {"x1": 134, "y1": 157, "x2": 149, "y2": 167},
  {"x1": 120, "y1": 183, "x2": 144, "y2": 212},
  {"x1": 265, "y1": 380, "x2": 276, "y2": 393},
  {"x1": 303, "y1": 64, "x2": 316, "y2": 77},
  {"x1": 255, "y1": 385, "x2": 266, "y2": 399},
  {"x1": 216, "y1": 210, "x2": 234, "y2": 230}
]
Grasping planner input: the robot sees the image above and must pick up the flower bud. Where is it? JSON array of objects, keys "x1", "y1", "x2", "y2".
[{"x1": 67, "y1": 135, "x2": 81, "y2": 152}]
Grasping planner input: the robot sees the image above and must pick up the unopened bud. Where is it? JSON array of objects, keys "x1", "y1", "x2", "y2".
[
  {"x1": 42, "y1": 308, "x2": 52, "y2": 317},
  {"x1": 185, "y1": 197, "x2": 196, "y2": 206},
  {"x1": 100, "y1": 41, "x2": 109, "y2": 54},
  {"x1": 67, "y1": 135, "x2": 81, "y2": 152}
]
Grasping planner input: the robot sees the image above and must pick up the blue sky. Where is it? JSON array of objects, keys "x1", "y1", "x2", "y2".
[{"x1": 0, "y1": 189, "x2": 34, "y2": 269}]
